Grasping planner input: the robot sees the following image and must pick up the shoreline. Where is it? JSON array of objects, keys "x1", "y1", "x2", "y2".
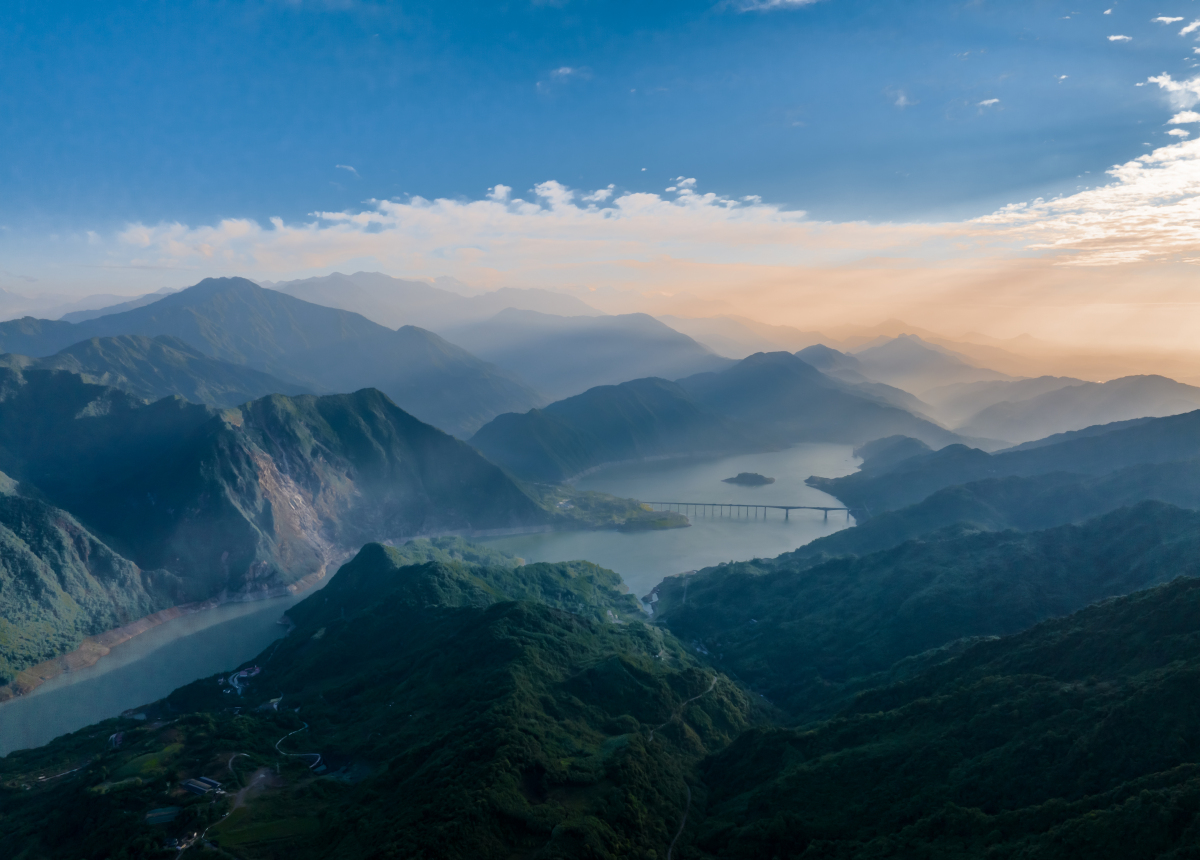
[
  {"x1": 0, "y1": 522, "x2": 614, "y2": 705},
  {"x1": 0, "y1": 562, "x2": 335, "y2": 705}
]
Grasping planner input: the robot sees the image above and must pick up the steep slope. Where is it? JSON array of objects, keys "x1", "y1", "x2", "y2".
[
  {"x1": 0, "y1": 278, "x2": 543, "y2": 436},
  {"x1": 443, "y1": 308, "x2": 733, "y2": 400},
  {"x1": 0, "y1": 480, "x2": 176, "y2": 686},
  {"x1": 0, "y1": 546, "x2": 756, "y2": 859},
  {"x1": 0, "y1": 335, "x2": 309, "y2": 407},
  {"x1": 266, "y1": 270, "x2": 602, "y2": 329},
  {"x1": 0, "y1": 368, "x2": 551, "y2": 680},
  {"x1": 677, "y1": 351, "x2": 961, "y2": 448},
  {"x1": 471, "y1": 376, "x2": 749, "y2": 482},
  {"x1": 853, "y1": 333, "x2": 1013, "y2": 394},
  {"x1": 697, "y1": 576, "x2": 1200, "y2": 859},
  {"x1": 650, "y1": 501, "x2": 1200, "y2": 719},
  {"x1": 959, "y1": 373, "x2": 1200, "y2": 443},
  {"x1": 810, "y1": 408, "x2": 1200, "y2": 514}
]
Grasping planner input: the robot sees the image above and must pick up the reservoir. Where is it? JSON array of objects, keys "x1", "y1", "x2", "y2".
[
  {"x1": 485, "y1": 443, "x2": 858, "y2": 600},
  {"x1": 0, "y1": 443, "x2": 856, "y2": 755}
]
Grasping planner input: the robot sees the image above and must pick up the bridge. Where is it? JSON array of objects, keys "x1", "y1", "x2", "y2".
[{"x1": 645, "y1": 501, "x2": 851, "y2": 521}]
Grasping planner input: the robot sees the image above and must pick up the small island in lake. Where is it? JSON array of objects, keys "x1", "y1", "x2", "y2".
[{"x1": 722, "y1": 472, "x2": 775, "y2": 486}]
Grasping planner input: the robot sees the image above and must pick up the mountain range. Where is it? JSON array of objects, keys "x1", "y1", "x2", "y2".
[
  {"x1": 0, "y1": 277, "x2": 544, "y2": 437},
  {"x1": 0, "y1": 366, "x2": 557, "y2": 691},
  {"x1": 810, "y1": 408, "x2": 1200, "y2": 514},
  {"x1": 441, "y1": 308, "x2": 733, "y2": 401},
  {"x1": 262, "y1": 270, "x2": 603, "y2": 330},
  {"x1": 0, "y1": 334, "x2": 310, "y2": 408},
  {"x1": 472, "y1": 351, "x2": 965, "y2": 483},
  {"x1": 957, "y1": 374, "x2": 1200, "y2": 443}
]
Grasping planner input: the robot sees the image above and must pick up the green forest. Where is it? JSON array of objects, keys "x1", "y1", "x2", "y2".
[{"x1": 5, "y1": 523, "x2": 1200, "y2": 859}]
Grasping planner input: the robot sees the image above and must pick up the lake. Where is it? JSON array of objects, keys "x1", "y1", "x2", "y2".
[
  {"x1": 485, "y1": 443, "x2": 858, "y2": 600},
  {"x1": 0, "y1": 443, "x2": 857, "y2": 755}
]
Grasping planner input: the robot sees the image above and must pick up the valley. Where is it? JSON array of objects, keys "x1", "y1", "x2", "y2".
[{"x1": 4, "y1": 274, "x2": 1200, "y2": 859}]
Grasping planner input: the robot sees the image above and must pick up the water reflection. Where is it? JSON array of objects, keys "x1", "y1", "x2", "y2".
[{"x1": 484, "y1": 443, "x2": 858, "y2": 600}]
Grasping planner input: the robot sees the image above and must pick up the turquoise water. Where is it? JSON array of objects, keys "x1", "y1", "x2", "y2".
[{"x1": 0, "y1": 443, "x2": 857, "y2": 756}]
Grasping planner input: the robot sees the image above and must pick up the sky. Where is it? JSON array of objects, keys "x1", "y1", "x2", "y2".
[{"x1": 2, "y1": 0, "x2": 1199, "y2": 348}]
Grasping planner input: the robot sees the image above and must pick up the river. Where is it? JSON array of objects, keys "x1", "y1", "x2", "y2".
[{"x1": 0, "y1": 443, "x2": 857, "y2": 756}]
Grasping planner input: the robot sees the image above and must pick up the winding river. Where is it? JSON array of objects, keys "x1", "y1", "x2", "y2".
[{"x1": 0, "y1": 443, "x2": 856, "y2": 755}]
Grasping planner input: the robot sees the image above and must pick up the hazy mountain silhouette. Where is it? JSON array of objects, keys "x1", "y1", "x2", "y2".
[
  {"x1": 57, "y1": 287, "x2": 180, "y2": 323},
  {"x1": 0, "y1": 277, "x2": 544, "y2": 436},
  {"x1": 957, "y1": 374, "x2": 1200, "y2": 443},
  {"x1": 264, "y1": 271, "x2": 603, "y2": 330},
  {"x1": 0, "y1": 334, "x2": 309, "y2": 408},
  {"x1": 810, "y1": 408, "x2": 1200, "y2": 514},
  {"x1": 444, "y1": 308, "x2": 734, "y2": 400},
  {"x1": 473, "y1": 352, "x2": 964, "y2": 482},
  {"x1": 921, "y1": 375, "x2": 1085, "y2": 426},
  {"x1": 677, "y1": 352, "x2": 960, "y2": 447},
  {"x1": 657, "y1": 314, "x2": 827, "y2": 357},
  {"x1": 796, "y1": 343, "x2": 937, "y2": 417},
  {"x1": 852, "y1": 333, "x2": 1013, "y2": 394},
  {"x1": 471, "y1": 377, "x2": 748, "y2": 482}
]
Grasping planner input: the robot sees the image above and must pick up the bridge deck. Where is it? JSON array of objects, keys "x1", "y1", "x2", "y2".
[{"x1": 644, "y1": 501, "x2": 850, "y2": 520}]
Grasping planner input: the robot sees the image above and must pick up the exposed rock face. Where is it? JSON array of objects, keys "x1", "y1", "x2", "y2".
[{"x1": 0, "y1": 368, "x2": 550, "y2": 686}]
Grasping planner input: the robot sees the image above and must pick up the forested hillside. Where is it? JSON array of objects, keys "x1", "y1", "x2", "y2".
[
  {"x1": 696, "y1": 575, "x2": 1200, "y2": 858},
  {"x1": 809, "y1": 409, "x2": 1200, "y2": 514},
  {"x1": 651, "y1": 501, "x2": 1200, "y2": 719},
  {"x1": 0, "y1": 546, "x2": 757, "y2": 859}
]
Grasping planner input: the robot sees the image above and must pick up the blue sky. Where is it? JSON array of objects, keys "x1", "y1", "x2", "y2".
[
  {"x1": 4, "y1": 0, "x2": 1200, "y2": 351},
  {"x1": 0, "y1": 0, "x2": 1185, "y2": 230}
]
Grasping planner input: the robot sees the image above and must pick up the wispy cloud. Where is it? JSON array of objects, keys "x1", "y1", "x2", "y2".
[
  {"x1": 335, "y1": 164, "x2": 359, "y2": 177},
  {"x1": 537, "y1": 66, "x2": 592, "y2": 93},
  {"x1": 978, "y1": 98, "x2": 1000, "y2": 107},
  {"x1": 1108, "y1": 35, "x2": 1133, "y2": 42},
  {"x1": 1170, "y1": 110, "x2": 1200, "y2": 123},
  {"x1": 1147, "y1": 73, "x2": 1200, "y2": 108},
  {"x1": 1168, "y1": 129, "x2": 1191, "y2": 137},
  {"x1": 979, "y1": 138, "x2": 1200, "y2": 265},
  {"x1": 734, "y1": 0, "x2": 824, "y2": 11},
  {"x1": 1182, "y1": 20, "x2": 1200, "y2": 36},
  {"x1": 1154, "y1": 17, "x2": 1185, "y2": 25}
]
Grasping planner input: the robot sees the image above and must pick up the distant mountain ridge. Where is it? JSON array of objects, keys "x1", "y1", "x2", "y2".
[
  {"x1": 958, "y1": 374, "x2": 1200, "y2": 443},
  {"x1": 0, "y1": 277, "x2": 544, "y2": 436},
  {"x1": 0, "y1": 334, "x2": 309, "y2": 408},
  {"x1": 810, "y1": 408, "x2": 1200, "y2": 514},
  {"x1": 851, "y1": 333, "x2": 1014, "y2": 394},
  {"x1": 472, "y1": 351, "x2": 965, "y2": 483},
  {"x1": 262, "y1": 271, "x2": 604, "y2": 330},
  {"x1": 442, "y1": 308, "x2": 733, "y2": 401}
]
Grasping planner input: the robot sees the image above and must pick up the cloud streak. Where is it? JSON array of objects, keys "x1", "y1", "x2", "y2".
[{"x1": 978, "y1": 139, "x2": 1200, "y2": 265}]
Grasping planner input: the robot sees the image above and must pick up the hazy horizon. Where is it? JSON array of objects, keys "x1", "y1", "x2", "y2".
[{"x1": 3, "y1": 2, "x2": 1200, "y2": 353}]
